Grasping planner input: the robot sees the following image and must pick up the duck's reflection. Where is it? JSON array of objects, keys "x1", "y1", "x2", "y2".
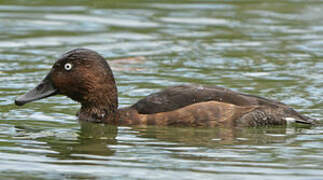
[
  {"x1": 45, "y1": 121, "x2": 118, "y2": 159},
  {"x1": 36, "y1": 122, "x2": 310, "y2": 160},
  {"x1": 132, "y1": 125, "x2": 309, "y2": 146},
  {"x1": 78, "y1": 121, "x2": 118, "y2": 140},
  {"x1": 76, "y1": 121, "x2": 118, "y2": 155}
]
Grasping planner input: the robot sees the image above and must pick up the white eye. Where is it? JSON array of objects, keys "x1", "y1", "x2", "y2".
[{"x1": 64, "y1": 63, "x2": 72, "y2": 71}]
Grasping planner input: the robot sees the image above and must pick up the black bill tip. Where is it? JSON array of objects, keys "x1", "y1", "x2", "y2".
[{"x1": 15, "y1": 98, "x2": 27, "y2": 106}]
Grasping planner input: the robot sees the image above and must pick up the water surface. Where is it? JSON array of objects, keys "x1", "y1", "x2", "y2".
[{"x1": 0, "y1": 0, "x2": 322, "y2": 179}]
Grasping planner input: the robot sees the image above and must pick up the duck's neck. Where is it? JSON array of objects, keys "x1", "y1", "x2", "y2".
[
  {"x1": 78, "y1": 81, "x2": 119, "y2": 123},
  {"x1": 79, "y1": 103, "x2": 119, "y2": 124}
]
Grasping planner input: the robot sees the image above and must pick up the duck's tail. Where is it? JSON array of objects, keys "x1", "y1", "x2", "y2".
[
  {"x1": 284, "y1": 114, "x2": 317, "y2": 125},
  {"x1": 238, "y1": 106, "x2": 317, "y2": 127}
]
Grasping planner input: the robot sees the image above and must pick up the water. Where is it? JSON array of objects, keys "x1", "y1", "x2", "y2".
[{"x1": 0, "y1": 0, "x2": 322, "y2": 179}]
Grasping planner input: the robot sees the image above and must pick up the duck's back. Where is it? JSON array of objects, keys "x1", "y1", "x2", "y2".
[
  {"x1": 132, "y1": 85, "x2": 252, "y2": 114},
  {"x1": 132, "y1": 85, "x2": 288, "y2": 112}
]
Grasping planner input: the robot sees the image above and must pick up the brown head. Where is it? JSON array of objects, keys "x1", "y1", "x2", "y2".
[{"x1": 15, "y1": 48, "x2": 118, "y2": 123}]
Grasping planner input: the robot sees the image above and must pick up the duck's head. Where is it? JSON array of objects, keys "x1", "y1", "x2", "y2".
[{"x1": 15, "y1": 48, "x2": 118, "y2": 122}]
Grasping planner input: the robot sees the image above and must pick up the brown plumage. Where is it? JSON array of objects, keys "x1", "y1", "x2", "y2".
[
  {"x1": 119, "y1": 102, "x2": 258, "y2": 127},
  {"x1": 15, "y1": 48, "x2": 316, "y2": 127}
]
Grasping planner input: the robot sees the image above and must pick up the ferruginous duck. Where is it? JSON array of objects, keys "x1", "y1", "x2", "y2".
[{"x1": 15, "y1": 48, "x2": 315, "y2": 127}]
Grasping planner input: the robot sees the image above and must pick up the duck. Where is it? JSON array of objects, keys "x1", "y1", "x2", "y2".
[{"x1": 15, "y1": 48, "x2": 315, "y2": 127}]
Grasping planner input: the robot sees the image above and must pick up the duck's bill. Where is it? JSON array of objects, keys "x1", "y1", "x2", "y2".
[{"x1": 15, "y1": 75, "x2": 58, "y2": 106}]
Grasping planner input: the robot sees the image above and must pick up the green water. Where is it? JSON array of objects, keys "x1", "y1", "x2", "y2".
[{"x1": 0, "y1": 0, "x2": 322, "y2": 179}]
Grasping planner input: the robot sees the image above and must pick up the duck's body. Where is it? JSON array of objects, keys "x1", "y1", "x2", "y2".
[
  {"x1": 117, "y1": 85, "x2": 312, "y2": 127},
  {"x1": 15, "y1": 48, "x2": 315, "y2": 127}
]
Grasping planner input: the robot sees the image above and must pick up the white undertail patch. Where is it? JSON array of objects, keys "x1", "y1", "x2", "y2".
[{"x1": 285, "y1": 117, "x2": 296, "y2": 124}]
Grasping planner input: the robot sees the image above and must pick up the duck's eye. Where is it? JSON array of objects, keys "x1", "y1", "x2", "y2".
[{"x1": 64, "y1": 63, "x2": 73, "y2": 71}]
